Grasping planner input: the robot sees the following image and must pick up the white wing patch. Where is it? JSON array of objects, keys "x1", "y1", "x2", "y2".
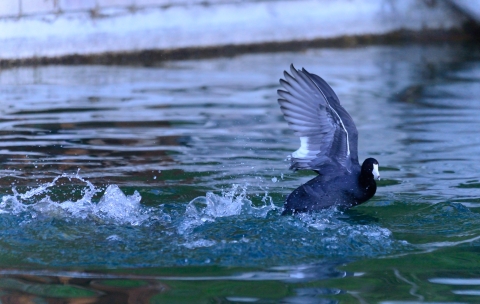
[{"x1": 292, "y1": 137, "x2": 310, "y2": 158}]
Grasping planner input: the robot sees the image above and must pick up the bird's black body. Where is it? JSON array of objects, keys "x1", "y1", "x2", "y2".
[
  {"x1": 277, "y1": 65, "x2": 380, "y2": 215},
  {"x1": 282, "y1": 158, "x2": 378, "y2": 215}
]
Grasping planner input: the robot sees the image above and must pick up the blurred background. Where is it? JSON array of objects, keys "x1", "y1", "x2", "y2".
[{"x1": 1, "y1": 0, "x2": 479, "y2": 65}]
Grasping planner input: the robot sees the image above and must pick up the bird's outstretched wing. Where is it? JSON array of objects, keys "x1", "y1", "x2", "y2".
[{"x1": 277, "y1": 64, "x2": 359, "y2": 172}]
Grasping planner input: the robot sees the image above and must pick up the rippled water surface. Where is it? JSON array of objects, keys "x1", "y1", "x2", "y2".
[{"x1": 1, "y1": 43, "x2": 480, "y2": 302}]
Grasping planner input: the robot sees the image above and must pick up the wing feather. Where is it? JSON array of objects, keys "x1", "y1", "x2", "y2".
[
  {"x1": 277, "y1": 64, "x2": 359, "y2": 172},
  {"x1": 303, "y1": 69, "x2": 359, "y2": 164}
]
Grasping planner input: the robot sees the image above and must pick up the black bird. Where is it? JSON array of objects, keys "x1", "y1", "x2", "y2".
[{"x1": 278, "y1": 65, "x2": 380, "y2": 215}]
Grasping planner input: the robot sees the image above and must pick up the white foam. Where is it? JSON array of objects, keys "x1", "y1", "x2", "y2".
[
  {"x1": 96, "y1": 185, "x2": 146, "y2": 225},
  {"x1": 106, "y1": 234, "x2": 123, "y2": 241},
  {"x1": 291, "y1": 209, "x2": 407, "y2": 257},
  {"x1": 178, "y1": 184, "x2": 276, "y2": 235},
  {"x1": 0, "y1": 173, "x2": 154, "y2": 226},
  {"x1": 182, "y1": 239, "x2": 216, "y2": 249}
]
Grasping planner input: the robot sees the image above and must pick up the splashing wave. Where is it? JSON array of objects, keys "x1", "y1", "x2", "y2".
[
  {"x1": 0, "y1": 172, "x2": 152, "y2": 226},
  {"x1": 0, "y1": 175, "x2": 411, "y2": 266},
  {"x1": 180, "y1": 184, "x2": 276, "y2": 232}
]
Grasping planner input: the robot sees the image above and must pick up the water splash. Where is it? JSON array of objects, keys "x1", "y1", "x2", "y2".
[
  {"x1": 0, "y1": 172, "x2": 152, "y2": 226},
  {"x1": 186, "y1": 184, "x2": 249, "y2": 219},
  {"x1": 290, "y1": 209, "x2": 411, "y2": 257},
  {"x1": 179, "y1": 184, "x2": 276, "y2": 234},
  {"x1": 177, "y1": 184, "x2": 277, "y2": 250},
  {"x1": 95, "y1": 185, "x2": 148, "y2": 226},
  {"x1": 0, "y1": 175, "x2": 410, "y2": 266}
]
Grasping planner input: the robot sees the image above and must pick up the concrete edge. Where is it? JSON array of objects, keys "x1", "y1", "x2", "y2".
[{"x1": 0, "y1": 28, "x2": 473, "y2": 68}]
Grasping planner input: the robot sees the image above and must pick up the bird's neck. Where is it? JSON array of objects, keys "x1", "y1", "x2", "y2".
[{"x1": 359, "y1": 171, "x2": 375, "y2": 188}]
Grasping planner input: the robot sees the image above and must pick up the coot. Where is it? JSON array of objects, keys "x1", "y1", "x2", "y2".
[{"x1": 278, "y1": 64, "x2": 380, "y2": 215}]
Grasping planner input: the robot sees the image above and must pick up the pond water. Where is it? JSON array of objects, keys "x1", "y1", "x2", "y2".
[{"x1": 0, "y1": 43, "x2": 480, "y2": 302}]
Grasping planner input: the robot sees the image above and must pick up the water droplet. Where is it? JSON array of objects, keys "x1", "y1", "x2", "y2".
[
  {"x1": 106, "y1": 235, "x2": 122, "y2": 241},
  {"x1": 272, "y1": 177, "x2": 278, "y2": 183},
  {"x1": 153, "y1": 176, "x2": 157, "y2": 180}
]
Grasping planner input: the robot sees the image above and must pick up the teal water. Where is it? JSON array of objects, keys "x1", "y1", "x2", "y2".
[{"x1": 0, "y1": 43, "x2": 480, "y2": 302}]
